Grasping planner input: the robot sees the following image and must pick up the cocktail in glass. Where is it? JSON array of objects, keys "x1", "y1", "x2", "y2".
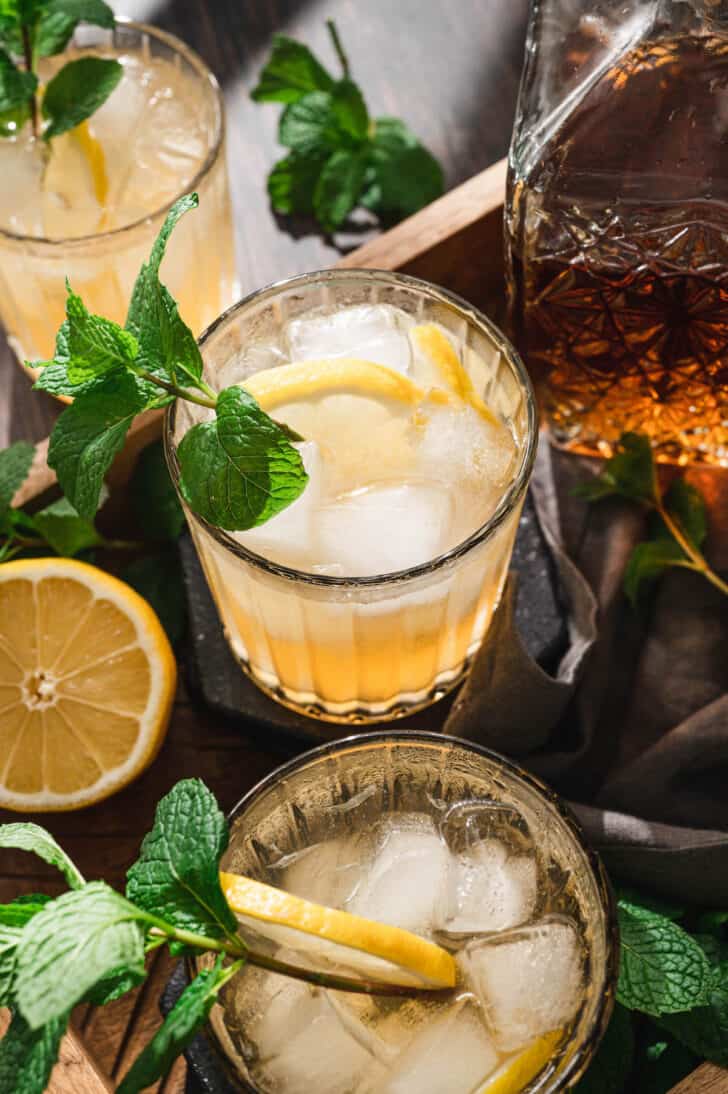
[
  {"x1": 202, "y1": 733, "x2": 617, "y2": 1093},
  {"x1": 165, "y1": 270, "x2": 537, "y2": 723},
  {"x1": 0, "y1": 18, "x2": 236, "y2": 367}
]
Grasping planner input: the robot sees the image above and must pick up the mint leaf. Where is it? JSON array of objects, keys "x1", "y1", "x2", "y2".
[
  {"x1": 660, "y1": 478, "x2": 707, "y2": 549},
  {"x1": 83, "y1": 963, "x2": 146, "y2": 1006},
  {"x1": 63, "y1": 285, "x2": 138, "y2": 384},
  {"x1": 251, "y1": 34, "x2": 334, "y2": 104},
  {"x1": 130, "y1": 440, "x2": 185, "y2": 541},
  {"x1": 0, "y1": 923, "x2": 22, "y2": 1004},
  {"x1": 0, "y1": 895, "x2": 51, "y2": 928},
  {"x1": 126, "y1": 779, "x2": 238, "y2": 939},
  {"x1": 0, "y1": 1010, "x2": 68, "y2": 1094},
  {"x1": 330, "y1": 78, "x2": 368, "y2": 141},
  {"x1": 313, "y1": 146, "x2": 368, "y2": 232},
  {"x1": 364, "y1": 117, "x2": 444, "y2": 217},
  {"x1": 278, "y1": 90, "x2": 343, "y2": 154},
  {"x1": 624, "y1": 540, "x2": 687, "y2": 608},
  {"x1": 0, "y1": 823, "x2": 84, "y2": 889},
  {"x1": 125, "y1": 193, "x2": 202, "y2": 386},
  {"x1": 658, "y1": 936, "x2": 728, "y2": 1067},
  {"x1": 123, "y1": 550, "x2": 186, "y2": 646},
  {"x1": 176, "y1": 386, "x2": 308, "y2": 531},
  {"x1": 0, "y1": 101, "x2": 29, "y2": 135},
  {"x1": 35, "y1": 0, "x2": 114, "y2": 57},
  {"x1": 616, "y1": 888, "x2": 684, "y2": 921},
  {"x1": 31, "y1": 495, "x2": 104, "y2": 556},
  {"x1": 48, "y1": 371, "x2": 167, "y2": 520},
  {"x1": 0, "y1": 47, "x2": 36, "y2": 114},
  {"x1": 0, "y1": 441, "x2": 34, "y2": 516},
  {"x1": 573, "y1": 1002, "x2": 634, "y2": 1093},
  {"x1": 15, "y1": 882, "x2": 145, "y2": 1027},
  {"x1": 117, "y1": 958, "x2": 233, "y2": 1094},
  {"x1": 617, "y1": 902, "x2": 712, "y2": 1015},
  {"x1": 267, "y1": 149, "x2": 328, "y2": 216},
  {"x1": 42, "y1": 56, "x2": 121, "y2": 140},
  {"x1": 574, "y1": 432, "x2": 656, "y2": 504}
]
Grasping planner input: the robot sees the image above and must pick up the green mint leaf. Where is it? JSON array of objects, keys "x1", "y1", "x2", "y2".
[
  {"x1": 267, "y1": 149, "x2": 328, "y2": 216},
  {"x1": 176, "y1": 385, "x2": 308, "y2": 531},
  {"x1": 15, "y1": 882, "x2": 145, "y2": 1027},
  {"x1": 574, "y1": 432, "x2": 657, "y2": 504},
  {"x1": 33, "y1": 321, "x2": 123, "y2": 399},
  {"x1": 573, "y1": 1002, "x2": 634, "y2": 1093},
  {"x1": 130, "y1": 440, "x2": 185, "y2": 541},
  {"x1": 126, "y1": 778, "x2": 238, "y2": 939},
  {"x1": 251, "y1": 33, "x2": 334, "y2": 104},
  {"x1": 48, "y1": 371, "x2": 166, "y2": 520},
  {"x1": 83, "y1": 963, "x2": 147, "y2": 1006},
  {"x1": 63, "y1": 285, "x2": 138, "y2": 384},
  {"x1": 31, "y1": 495, "x2": 105, "y2": 557},
  {"x1": 278, "y1": 89, "x2": 343, "y2": 154},
  {"x1": 0, "y1": 895, "x2": 52, "y2": 928},
  {"x1": 617, "y1": 901, "x2": 712, "y2": 1015},
  {"x1": 35, "y1": 0, "x2": 115, "y2": 57},
  {"x1": 125, "y1": 193, "x2": 203, "y2": 386},
  {"x1": 117, "y1": 957, "x2": 232, "y2": 1094},
  {"x1": 0, "y1": 47, "x2": 37, "y2": 114},
  {"x1": 363, "y1": 117, "x2": 444, "y2": 217},
  {"x1": 659, "y1": 478, "x2": 707, "y2": 549},
  {"x1": 314, "y1": 146, "x2": 368, "y2": 232},
  {"x1": 624, "y1": 539, "x2": 687, "y2": 608},
  {"x1": 0, "y1": 823, "x2": 84, "y2": 889},
  {"x1": 330, "y1": 78, "x2": 368, "y2": 141},
  {"x1": 42, "y1": 56, "x2": 122, "y2": 140},
  {"x1": 0, "y1": 441, "x2": 34, "y2": 516},
  {"x1": 615, "y1": 887, "x2": 684, "y2": 921},
  {"x1": 0, "y1": 1010, "x2": 68, "y2": 1094},
  {"x1": 0, "y1": 924, "x2": 22, "y2": 1004},
  {"x1": 123, "y1": 550, "x2": 187, "y2": 646},
  {"x1": 658, "y1": 935, "x2": 728, "y2": 1067},
  {"x1": 0, "y1": 101, "x2": 29, "y2": 135}
]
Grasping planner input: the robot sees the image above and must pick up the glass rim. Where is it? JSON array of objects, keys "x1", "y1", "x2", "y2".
[
  {"x1": 207, "y1": 730, "x2": 619, "y2": 1094},
  {"x1": 0, "y1": 16, "x2": 225, "y2": 248},
  {"x1": 164, "y1": 267, "x2": 539, "y2": 589}
]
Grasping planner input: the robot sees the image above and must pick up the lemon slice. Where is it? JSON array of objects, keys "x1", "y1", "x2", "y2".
[
  {"x1": 0, "y1": 558, "x2": 176, "y2": 812},
  {"x1": 220, "y1": 872, "x2": 456, "y2": 990},
  {"x1": 477, "y1": 1029, "x2": 565, "y2": 1094},
  {"x1": 412, "y1": 324, "x2": 498, "y2": 425},
  {"x1": 72, "y1": 121, "x2": 110, "y2": 208},
  {"x1": 242, "y1": 357, "x2": 453, "y2": 413}
]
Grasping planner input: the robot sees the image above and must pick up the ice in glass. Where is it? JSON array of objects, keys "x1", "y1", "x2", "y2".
[
  {"x1": 206, "y1": 734, "x2": 617, "y2": 1093},
  {"x1": 0, "y1": 20, "x2": 236, "y2": 365},
  {"x1": 166, "y1": 271, "x2": 536, "y2": 722}
]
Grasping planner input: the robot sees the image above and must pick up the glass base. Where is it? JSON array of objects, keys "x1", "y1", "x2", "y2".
[{"x1": 229, "y1": 646, "x2": 473, "y2": 725}]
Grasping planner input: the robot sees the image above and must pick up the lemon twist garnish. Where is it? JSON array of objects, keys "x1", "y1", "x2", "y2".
[
  {"x1": 476, "y1": 1029, "x2": 565, "y2": 1094},
  {"x1": 412, "y1": 324, "x2": 498, "y2": 425}
]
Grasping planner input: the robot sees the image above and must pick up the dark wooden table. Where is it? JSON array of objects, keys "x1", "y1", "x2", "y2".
[{"x1": 0, "y1": 1, "x2": 532, "y2": 1090}]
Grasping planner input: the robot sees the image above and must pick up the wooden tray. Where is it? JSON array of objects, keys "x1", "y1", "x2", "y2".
[{"x1": 7, "y1": 156, "x2": 726, "y2": 1094}]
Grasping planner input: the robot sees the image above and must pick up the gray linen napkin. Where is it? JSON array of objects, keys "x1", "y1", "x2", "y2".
[{"x1": 444, "y1": 438, "x2": 728, "y2": 906}]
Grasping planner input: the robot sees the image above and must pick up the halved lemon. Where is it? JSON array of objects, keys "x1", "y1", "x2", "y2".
[
  {"x1": 242, "y1": 357, "x2": 453, "y2": 413},
  {"x1": 411, "y1": 324, "x2": 498, "y2": 425},
  {"x1": 477, "y1": 1029, "x2": 565, "y2": 1094},
  {"x1": 220, "y1": 872, "x2": 456, "y2": 990},
  {"x1": 0, "y1": 558, "x2": 176, "y2": 812}
]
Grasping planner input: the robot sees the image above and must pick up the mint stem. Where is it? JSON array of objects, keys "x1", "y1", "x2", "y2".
[
  {"x1": 135, "y1": 369, "x2": 217, "y2": 410},
  {"x1": 326, "y1": 20, "x2": 350, "y2": 78},
  {"x1": 655, "y1": 497, "x2": 728, "y2": 597},
  {"x1": 21, "y1": 25, "x2": 39, "y2": 139}
]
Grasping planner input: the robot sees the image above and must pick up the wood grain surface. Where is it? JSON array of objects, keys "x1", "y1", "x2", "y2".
[{"x1": 1, "y1": 2, "x2": 726, "y2": 1093}]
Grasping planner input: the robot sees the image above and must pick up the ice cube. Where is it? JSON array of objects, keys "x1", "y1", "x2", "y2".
[
  {"x1": 414, "y1": 404, "x2": 517, "y2": 497},
  {"x1": 253, "y1": 980, "x2": 388, "y2": 1094},
  {"x1": 382, "y1": 1001, "x2": 499, "y2": 1094},
  {"x1": 460, "y1": 919, "x2": 584, "y2": 1052},
  {"x1": 346, "y1": 817, "x2": 449, "y2": 934},
  {"x1": 270, "y1": 838, "x2": 363, "y2": 908},
  {"x1": 233, "y1": 441, "x2": 322, "y2": 567},
  {"x1": 314, "y1": 482, "x2": 455, "y2": 577},
  {"x1": 439, "y1": 839, "x2": 538, "y2": 935},
  {"x1": 287, "y1": 305, "x2": 413, "y2": 375}
]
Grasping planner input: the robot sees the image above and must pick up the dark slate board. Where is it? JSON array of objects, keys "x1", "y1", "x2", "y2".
[{"x1": 179, "y1": 490, "x2": 566, "y2": 746}]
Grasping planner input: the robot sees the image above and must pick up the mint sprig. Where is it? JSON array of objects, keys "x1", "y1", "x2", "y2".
[
  {"x1": 576, "y1": 432, "x2": 728, "y2": 606},
  {"x1": 0, "y1": 779, "x2": 439, "y2": 1094},
  {"x1": 0, "y1": 0, "x2": 119, "y2": 141},
  {"x1": 36, "y1": 192, "x2": 309, "y2": 533},
  {"x1": 253, "y1": 21, "x2": 444, "y2": 233}
]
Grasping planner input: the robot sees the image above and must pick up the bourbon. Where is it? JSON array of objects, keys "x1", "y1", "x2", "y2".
[{"x1": 507, "y1": 33, "x2": 728, "y2": 466}]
